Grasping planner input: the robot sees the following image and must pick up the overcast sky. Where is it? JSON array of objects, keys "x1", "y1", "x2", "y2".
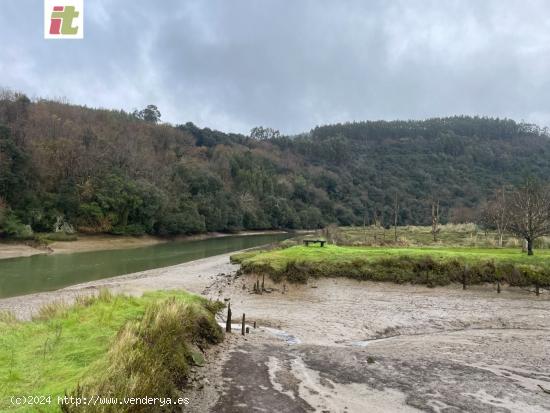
[{"x1": 1, "y1": 0, "x2": 550, "y2": 134}]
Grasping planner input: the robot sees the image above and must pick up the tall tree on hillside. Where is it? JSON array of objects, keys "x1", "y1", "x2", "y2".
[
  {"x1": 507, "y1": 179, "x2": 550, "y2": 255},
  {"x1": 250, "y1": 126, "x2": 280, "y2": 140},
  {"x1": 133, "y1": 105, "x2": 161, "y2": 123}
]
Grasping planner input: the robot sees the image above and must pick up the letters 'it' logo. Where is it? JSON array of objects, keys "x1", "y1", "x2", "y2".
[
  {"x1": 44, "y1": 0, "x2": 84, "y2": 39},
  {"x1": 50, "y1": 6, "x2": 79, "y2": 35}
]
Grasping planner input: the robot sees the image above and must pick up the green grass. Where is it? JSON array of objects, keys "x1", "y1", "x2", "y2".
[
  {"x1": 321, "y1": 224, "x2": 550, "y2": 249},
  {"x1": 232, "y1": 244, "x2": 550, "y2": 287},
  {"x1": 234, "y1": 245, "x2": 550, "y2": 270},
  {"x1": 0, "y1": 290, "x2": 223, "y2": 412}
]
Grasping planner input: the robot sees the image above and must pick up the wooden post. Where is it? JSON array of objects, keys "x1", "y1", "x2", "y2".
[
  {"x1": 536, "y1": 282, "x2": 540, "y2": 296},
  {"x1": 253, "y1": 321, "x2": 257, "y2": 329},
  {"x1": 261, "y1": 274, "x2": 265, "y2": 292},
  {"x1": 497, "y1": 280, "x2": 501, "y2": 294},
  {"x1": 225, "y1": 302, "x2": 232, "y2": 333},
  {"x1": 241, "y1": 313, "x2": 246, "y2": 336}
]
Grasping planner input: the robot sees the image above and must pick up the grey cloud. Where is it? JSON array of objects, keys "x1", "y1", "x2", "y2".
[{"x1": 1, "y1": 0, "x2": 550, "y2": 134}]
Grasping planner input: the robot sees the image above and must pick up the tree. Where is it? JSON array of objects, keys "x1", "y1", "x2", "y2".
[
  {"x1": 431, "y1": 199, "x2": 440, "y2": 242},
  {"x1": 133, "y1": 105, "x2": 161, "y2": 123},
  {"x1": 250, "y1": 126, "x2": 280, "y2": 140},
  {"x1": 482, "y1": 186, "x2": 509, "y2": 247},
  {"x1": 393, "y1": 192, "x2": 400, "y2": 242},
  {"x1": 507, "y1": 179, "x2": 550, "y2": 255}
]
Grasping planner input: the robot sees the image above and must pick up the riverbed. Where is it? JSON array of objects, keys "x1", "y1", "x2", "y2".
[
  {"x1": 195, "y1": 271, "x2": 550, "y2": 412},
  {"x1": 1, "y1": 248, "x2": 549, "y2": 411}
]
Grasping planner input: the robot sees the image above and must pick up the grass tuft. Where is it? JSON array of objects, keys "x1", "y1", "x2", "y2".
[{"x1": 0, "y1": 290, "x2": 223, "y2": 412}]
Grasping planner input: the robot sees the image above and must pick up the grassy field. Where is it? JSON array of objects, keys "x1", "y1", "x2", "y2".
[
  {"x1": 0, "y1": 290, "x2": 223, "y2": 412},
  {"x1": 233, "y1": 225, "x2": 550, "y2": 289},
  {"x1": 322, "y1": 223, "x2": 550, "y2": 248}
]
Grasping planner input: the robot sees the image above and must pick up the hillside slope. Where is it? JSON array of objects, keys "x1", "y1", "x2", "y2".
[{"x1": 1, "y1": 91, "x2": 549, "y2": 237}]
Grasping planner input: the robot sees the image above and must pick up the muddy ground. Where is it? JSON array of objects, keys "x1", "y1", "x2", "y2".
[
  {"x1": 193, "y1": 270, "x2": 550, "y2": 412},
  {"x1": 1, "y1": 253, "x2": 549, "y2": 411}
]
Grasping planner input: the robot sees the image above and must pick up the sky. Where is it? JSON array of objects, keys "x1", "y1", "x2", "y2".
[{"x1": 1, "y1": 0, "x2": 550, "y2": 135}]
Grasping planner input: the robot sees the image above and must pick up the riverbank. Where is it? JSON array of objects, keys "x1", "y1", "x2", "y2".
[{"x1": 0, "y1": 230, "x2": 288, "y2": 260}]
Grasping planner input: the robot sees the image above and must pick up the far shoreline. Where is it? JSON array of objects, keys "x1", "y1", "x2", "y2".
[{"x1": 0, "y1": 230, "x2": 293, "y2": 261}]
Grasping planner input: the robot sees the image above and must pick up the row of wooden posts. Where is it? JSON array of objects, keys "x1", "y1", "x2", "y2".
[
  {"x1": 460, "y1": 264, "x2": 542, "y2": 296},
  {"x1": 225, "y1": 302, "x2": 255, "y2": 335}
]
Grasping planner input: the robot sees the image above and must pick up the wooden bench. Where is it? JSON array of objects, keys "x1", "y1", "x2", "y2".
[{"x1": 303, "y1": 239, "x2": 326, "y2": 247}]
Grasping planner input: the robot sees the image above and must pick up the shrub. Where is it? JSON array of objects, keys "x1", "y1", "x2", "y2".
[
  {"x1": 110, "y1": 224, "x2": 147, "y2": 236},
  {"x1": 40, "y1": 232, "x2": 78, "y2": 242},
  {"x1": 0, "y1": 209, "x2": 33, "y2": 239}
]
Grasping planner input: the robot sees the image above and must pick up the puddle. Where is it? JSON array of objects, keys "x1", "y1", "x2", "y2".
[
  {"x1": 263, "y1": 327, "x2": 301, "y2": 345},
  {"x1": 350, "y1": 335, "x2": 399, "y2": 347}
]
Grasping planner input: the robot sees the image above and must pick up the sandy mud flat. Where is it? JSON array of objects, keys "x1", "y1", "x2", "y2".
[
  {"x1": 196, "y1": 272, "x2": 550, "y2": 412},
  {"x1": 1, "y1": 253, "x2": 549, "y2": 412}
]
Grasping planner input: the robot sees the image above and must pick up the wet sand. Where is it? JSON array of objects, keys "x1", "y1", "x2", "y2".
[{"x1": 196, "y1": 273, "x2": 550, "y2": 412}]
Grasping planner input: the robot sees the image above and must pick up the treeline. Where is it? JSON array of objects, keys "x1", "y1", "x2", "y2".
[{"x1": 1, "y1": 89, "x2": 550, "y2": 238}]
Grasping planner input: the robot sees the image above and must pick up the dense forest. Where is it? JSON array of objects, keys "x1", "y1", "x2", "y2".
[{"x1": 1, "y1": 90, "x2": 550, "y2": 238}]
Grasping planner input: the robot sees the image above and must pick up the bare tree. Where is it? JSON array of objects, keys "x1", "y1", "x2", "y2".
[
  {"x1": 507, "y1": 179, "x2": 550, "y2": 255},
  {"x1": 373, "y1": 210, "x2": 383, "y2": 243},
  {"x1": 393, "y1": 192, "x2": 400, "y2": 242},
  {"x1": 431, "y1": 199, "x2": 440, "y2": 242},
  {"x1": 362, "y1": 191, "x2": 369, "y2": 243},
  {"x1": 483, "y1": 186, "x2": 510, "y2": 247}
]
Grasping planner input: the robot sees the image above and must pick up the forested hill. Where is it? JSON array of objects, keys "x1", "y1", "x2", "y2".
[{"x1": 1, "y1": 92, "x2": 549, "y2": 238}]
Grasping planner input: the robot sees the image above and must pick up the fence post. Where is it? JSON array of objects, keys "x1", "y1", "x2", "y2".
[
  {"x1": 225, "y1": 302, "x2": 232, "y2": 333},
  {"x1": 241, "y1": 313, "x2": 246, "y2": 336}
]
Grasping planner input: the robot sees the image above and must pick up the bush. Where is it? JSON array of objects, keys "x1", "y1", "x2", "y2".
[
  {"x1": 110, "y1": 224, "x2": 147, "y2": 236},
  {"x1": 155, "y1": 211, "x2": 206, "y2": 236},
  {"x1": 40, "y1": 232, "x2": 78, "y2": 242},
  {"x1": 0, "y1": 209, "x2": 33, "y2": 239}
]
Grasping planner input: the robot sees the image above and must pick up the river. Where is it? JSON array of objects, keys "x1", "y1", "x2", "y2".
[{"x1": 0, "y1": 233, "x2": 291, "y2": 298}]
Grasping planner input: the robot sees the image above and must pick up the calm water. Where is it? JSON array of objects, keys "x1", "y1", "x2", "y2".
[{"x1": 0, "y1": 233, "x2": 291, "y2": 298}]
